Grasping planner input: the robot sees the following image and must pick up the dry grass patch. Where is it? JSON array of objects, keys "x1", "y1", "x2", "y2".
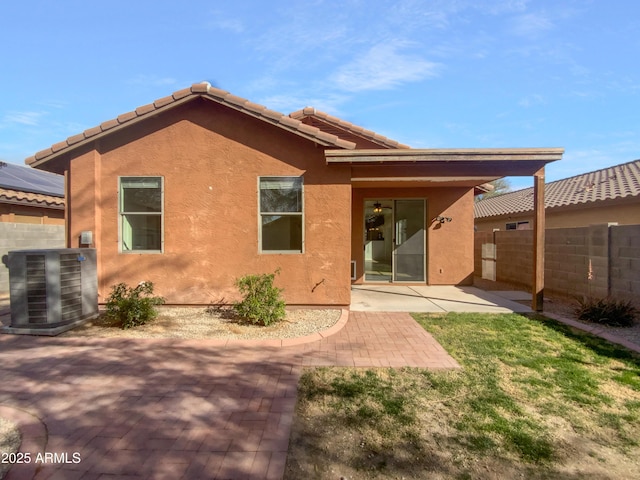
[{"x1": 285, "y1": 313, "x2": 640, "y2": 479}]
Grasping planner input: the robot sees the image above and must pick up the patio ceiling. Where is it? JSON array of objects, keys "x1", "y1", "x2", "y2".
[{"x1": 326, "y1": 148, "x2": 565, "y2": 188}]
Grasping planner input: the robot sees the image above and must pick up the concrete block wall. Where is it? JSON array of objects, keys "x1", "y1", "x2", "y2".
[
  {"x1": 475, "y1": 223, "x2": 640, "y2": 306},
  {"x1": 0, "y1": 222, "x2": 65, "y2": 294},
  {"x1": 495, "y1": 230, "x2": 532, "y2": 289},
  {"x1": 610, "y1": 224, "x2": 640, "y2": 304}
]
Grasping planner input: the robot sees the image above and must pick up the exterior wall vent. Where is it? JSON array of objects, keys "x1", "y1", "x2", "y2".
[{"x1": 4, "y1": 248, "x2": 98, "y2": 335}]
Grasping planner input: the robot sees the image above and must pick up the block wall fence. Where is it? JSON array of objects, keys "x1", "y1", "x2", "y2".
[
  {"x1": 0, "y1": 222, "x2": 65, "y2": 294},
  {"x1": 475, "y1": 224, "x2": 640, "y2": 306}
]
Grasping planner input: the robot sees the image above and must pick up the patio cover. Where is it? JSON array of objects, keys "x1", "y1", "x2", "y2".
[{"x1": 326, "y1": 147, "x2": 565, "y2": 311}]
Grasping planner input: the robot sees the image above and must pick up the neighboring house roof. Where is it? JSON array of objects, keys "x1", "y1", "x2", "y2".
[
  {"x1": 289, "y1": 107, "x2": 409, "y2": 149},
  {"x1": 0, "y1": 187, "x2": 65, "y2": 209},
  {"x1": 0, "y1": 162, "x2": 64, "y2": 209},
  {"x1": 0, "y1": 162, "x2": 64, "y2": 196},
  {"x1": 27, "y1": 83, "x2": 362, "y2": 168},
  {"x1": 474, "y1": 159, "x2": 640, "y2": 219}
]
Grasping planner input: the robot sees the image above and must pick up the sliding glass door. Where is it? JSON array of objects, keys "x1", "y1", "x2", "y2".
[
  {"x1": 393, "y1": 199, "x2": 425, "y2": 282},
  {"x1": 364, "y1": 199, "x2": 425, "y2": 283}
]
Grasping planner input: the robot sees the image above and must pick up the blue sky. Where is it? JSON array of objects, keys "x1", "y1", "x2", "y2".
[{"x1": 1, "y1": 0, "x2": 638, "y2": 190}]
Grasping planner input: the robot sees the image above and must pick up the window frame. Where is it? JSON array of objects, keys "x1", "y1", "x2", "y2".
[
  {"x1": 506, "y1": 221, "x2": 530, "y2": 231},
  {"x1": 118, "y1": 176, "x2": 164, "y2": 254},
  {"x1": 258, "y1": 176, "x2": 304, "y2": 254}
]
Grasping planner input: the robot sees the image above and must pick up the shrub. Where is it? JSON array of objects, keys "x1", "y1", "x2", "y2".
[
  {"x1": 233, "y1": 270, "x2": 286, "y2": 326},
  {"x1": 105, "y1": 281, "x2": 165, "y2": 329},
  {"x1": 575, "y1": 297, "x2": 637, "y2": 327}
]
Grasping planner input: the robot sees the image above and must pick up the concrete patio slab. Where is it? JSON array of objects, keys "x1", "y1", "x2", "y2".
[
  {"x1": 491, "y1": 290, "x2": 533, "y2": 301},
  {"x1": 351, "y1": 285, "x2": 532, "y2": 313},
  {"x1": 349, "y1": 285, "x2": 444, "y2": 312}
]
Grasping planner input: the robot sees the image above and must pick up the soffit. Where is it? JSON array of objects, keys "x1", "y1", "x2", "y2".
[{"x1": 329, "y1": 148, "x2": 564, "y2": 180}]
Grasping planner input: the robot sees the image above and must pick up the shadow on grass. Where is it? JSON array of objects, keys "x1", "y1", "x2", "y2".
[{"x1": 530, "y1": 313, "x2": 640, "y2": 364}]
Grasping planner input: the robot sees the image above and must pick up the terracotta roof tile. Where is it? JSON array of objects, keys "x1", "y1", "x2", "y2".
[
  {"x1": 474, "y1": 159, "x2": 640, "y2": 218},
  {"x1": 171, "y1": 87, "x2": 192, "y2": 100},
  {"x1": 0, "y1": 187, "x2": 64, "y2": 209},
  {"x1": 190, "y1": 82, "x2": 209, "y2": 93},
  {"x1": 289, "y1": 107, "x2": 410, "y2": 149},
  {"x1": 117, "y1": 110, "x2": 137, "y2": 124},
  {"x1": 100, "y1": 118, "x2": 119, "y2": 131},
  {"x1": 51, "y1": 141, "x2": 68, "y2": 153},
  {"x1": 153, "y1": 95, "x2": 174, "y2": 108},
  {"x1": 26, "y1": 82, "x2": 362, "y2": 167},
  {"x1": 66, "y1": 133, "x2": 85, "y2": 145},
  {"x1": 135, "y1": 104, "x2": 156, "y2": 116},
  {"x1": 83, "y1": 125, "x2": 103, "y2": 138},
  {"x1": 34, "y1": 148, "x2": 52, "y2": 161}
]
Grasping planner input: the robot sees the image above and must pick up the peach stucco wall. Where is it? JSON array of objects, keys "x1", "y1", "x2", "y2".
[
  {"x1": 66, "y1": 99, "x2": 352, "y2": 305},
  {"x1": 352, "y1": 187, "x2": 475, "y2": 285}
]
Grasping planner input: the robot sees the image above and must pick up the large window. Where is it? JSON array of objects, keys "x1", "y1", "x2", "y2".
[
  {"x1": 119, "y1": 177, "x2": 163, "y2": 252},
  {"x1": 259, "y1": 176, "x2": 303, "y2": 253}
]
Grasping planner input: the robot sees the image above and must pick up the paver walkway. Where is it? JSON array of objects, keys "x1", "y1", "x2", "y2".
[{"x1": 0, "y1": 311, "x2": 458, "y2": 480}]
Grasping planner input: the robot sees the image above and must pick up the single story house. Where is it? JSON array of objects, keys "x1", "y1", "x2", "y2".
[
  {"x1": 26, "y1": 83, "x2": 563, "y2": 306},
  {"x1": 475, "y1": 159, "x2": 640, "y2": 231}
]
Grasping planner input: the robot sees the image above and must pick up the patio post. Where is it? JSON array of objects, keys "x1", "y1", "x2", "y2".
[{"x1": 532, "y1": 167, "x2": 545, "y2": 311}]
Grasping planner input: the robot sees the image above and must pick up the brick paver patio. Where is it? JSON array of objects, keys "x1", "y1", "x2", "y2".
[{"x1": 0, "y1": 311, "x2": 459, "y2": 479}]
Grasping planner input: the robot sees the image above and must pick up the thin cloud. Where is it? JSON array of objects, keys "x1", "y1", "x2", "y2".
[
  {"x1": 518, "y1": 94, "x2": 546, "y2": 107},
  {"x1": 331, "y1": 41, "x2": 440, "y2": 92},
  {"x1": 2, "y1": 111, "x2": 46, "y2": 127},
  {"x1": 509, "y1": 12, "x2": 554, "y2": 37},
  {"x1": 206, "y1": 11, "x2": 245, "y2": 34}
]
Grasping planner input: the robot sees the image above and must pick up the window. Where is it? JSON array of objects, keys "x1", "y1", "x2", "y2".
[
  {"x1": 259, "y1": 176, "x2": 303, "y2": 252},
  {"x1": 119, "y1": 177, "x2": 163, "y2": 252},
  {"x1": 506, "y1": 221, "x2": 530, "y2": 231}
]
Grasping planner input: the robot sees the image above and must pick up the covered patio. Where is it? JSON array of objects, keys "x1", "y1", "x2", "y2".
[
  {"x1": 328, "y1": 147, "x2": 565, "y2": 311},
  {"x1": 351, "y1": 284, "x2": 532, "y2": 313}
]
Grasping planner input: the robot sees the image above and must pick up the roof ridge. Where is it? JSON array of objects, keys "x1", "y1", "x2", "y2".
[
  {"x1": 27, "y1": 83, "x2": 356, "y2": 167},
  {"x1": 289, "y1": 107, "x2": 410, "y2": 149},
  {"x1": 474, "y1": 159, "x2": 640, "y2": 218}
]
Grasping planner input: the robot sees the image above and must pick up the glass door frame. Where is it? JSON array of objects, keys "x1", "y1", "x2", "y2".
[{"x1": 363, "y1": 198, "x2": 427, "y2": 284}]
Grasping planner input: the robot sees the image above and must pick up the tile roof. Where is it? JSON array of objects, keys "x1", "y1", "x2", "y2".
[
  {"x1": 474, "y1": 159, "x2": 640, "y2": 218},
  {"x1": 27, "y1": 83, "x2": 357, "y2": 167},
  {"x1": 289, "y1": 107, "x2": 410, "y2": 149},
  {"x1": 0, "y1": 187, "x2": 65, "y2": 209}
]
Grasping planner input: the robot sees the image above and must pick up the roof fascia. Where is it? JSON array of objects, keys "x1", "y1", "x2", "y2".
[
  {"x1": 28, "y1": 85, "x2": 357, "y2": 169},
  {"x1": 326, "y1": 148, "x2": 564, "y2": 177}
]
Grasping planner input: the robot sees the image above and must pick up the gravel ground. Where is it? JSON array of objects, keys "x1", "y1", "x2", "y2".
[
  {"x1": 60, "y1": 307, "x2": 342, "y2": 340},
  {"x1": 0, "y1": 417, "x2": 20, "y2": 479}
]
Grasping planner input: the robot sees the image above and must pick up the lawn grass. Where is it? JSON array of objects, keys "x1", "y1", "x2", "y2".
[{"x1": 285, "y1": 313, "x2": 640, "y2": 479}]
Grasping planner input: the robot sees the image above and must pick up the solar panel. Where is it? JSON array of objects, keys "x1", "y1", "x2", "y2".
[{"x1": 0, "y1": 162, "x2": 64, "y2": 197}]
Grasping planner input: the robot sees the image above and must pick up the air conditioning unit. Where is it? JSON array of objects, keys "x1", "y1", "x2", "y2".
[{"x1": 3, "y1": 248, "x2": 98, "y2": 335}]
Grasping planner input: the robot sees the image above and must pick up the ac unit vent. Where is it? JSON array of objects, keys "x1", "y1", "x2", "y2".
[
  {"x1": 60, "y1": 253, "x2": 83, "y2": 323},
  {"x1": 6, "y1": 249, "x2": 98, "y2": 335},
  {"x1": 26, "y1": 254, "x2": 47, "y2": 324}
]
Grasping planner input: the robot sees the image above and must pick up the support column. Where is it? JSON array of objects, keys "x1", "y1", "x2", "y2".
[{"x1": 532, "y1": 168, "x2": 545, "y2": 311}]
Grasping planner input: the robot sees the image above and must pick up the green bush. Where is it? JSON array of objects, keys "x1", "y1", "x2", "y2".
[
  {"x1": 233, "y1": 270, "x2": 286, "y2": 326},
  {"x1": 575, "y1": 297, "x2": 637, "y2": 327},
  {"x1": 105, "y1": 281, "x2": 165, "y2": 329}
]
